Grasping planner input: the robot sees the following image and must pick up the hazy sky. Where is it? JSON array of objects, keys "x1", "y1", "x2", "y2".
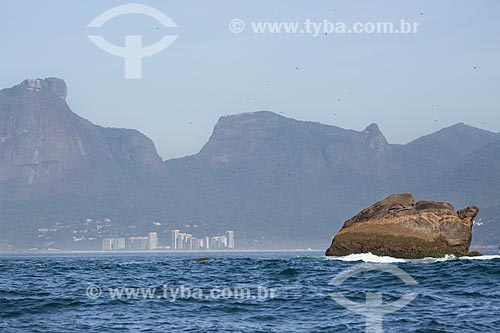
[{"x1": 1, "y1": 0, "x2": 499, "y2": 159}]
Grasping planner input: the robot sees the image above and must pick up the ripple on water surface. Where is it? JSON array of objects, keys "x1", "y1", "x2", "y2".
[{"x1": 0, "y1": 252, "x2": 498, "y2": 332}]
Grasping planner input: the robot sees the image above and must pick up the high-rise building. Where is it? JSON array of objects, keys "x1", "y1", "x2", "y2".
[
  {"x1": 113, "y1": 237, "x2": 125, "y2": 251},
  {"x1": 178, "y1": 232, "x2": 185, "y2": 250},
  {"x1": 193, "y1": 238, "x2": 203, "y2": 250},
  {"x1": 226, "y1": 231, "x2": 235, "y2": 249},
  {"x1": 102, "y1": 238, "x2": 125, "y2": 251},
  {"x1": 171, "y1": 230, "x2": 195, "y2": 250},
  {"x1": 127, "y1": 237, "x2": 148, "y2": 250},
  {"x1": 102, "y1": 238, "x2": 112, "y2": 251},
  {"x1": 147, "y1": 232, "x2": 158, "y2": 250},
  {"x1": 204, "y1": 236, "x2": 210, "y2": 250},
  {"x1": 181, "y1": 233, "x2": 193, "y2": 250},
  {"x1": 210, "y1": 235, "x2": 228, "y2": 249},
  {"x1": 115, "y1": 238, "x2": 125, "y2": 250},
  {"x1": 171, "y1": 230, "x2": 180, "y2": 250}
]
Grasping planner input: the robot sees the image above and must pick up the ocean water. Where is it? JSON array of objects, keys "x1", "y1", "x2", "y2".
[{"x1": 0, "y1": 251, "x2": 499, "y2": 332}]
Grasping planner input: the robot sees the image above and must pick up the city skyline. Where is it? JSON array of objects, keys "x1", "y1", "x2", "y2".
[
  {"x1": 35, "y1": 217, "x2": 237, "y2": 251},
  {"x1": 170, "y1": 229, "x2": 235, "y2": 251},
  {"x1": 102, "y1": 230, "x2": 236, "y2": 251}
]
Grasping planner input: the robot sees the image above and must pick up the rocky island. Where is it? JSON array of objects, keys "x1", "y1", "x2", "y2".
[{"x1": 325, "y1": 193, "x2": 480, "y2": 258}]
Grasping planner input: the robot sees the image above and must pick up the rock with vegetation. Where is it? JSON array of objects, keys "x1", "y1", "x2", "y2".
[
  {"x1": 466, "y1": 251, "x2": 483, "y2": 257},
  {"x1": 325, "y1": 193, "x2": 479, "y2": 258}
]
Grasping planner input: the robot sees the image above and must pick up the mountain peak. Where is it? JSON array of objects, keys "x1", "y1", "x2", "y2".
[
  {"x1": 211, "y1": 111, "x2": 283, "y2": 138},
  {"x1": 44, "y1": 77, "x2": 67, "y2": 99},
  {"x1": 362, "y1": 123, "x2": 390, "y2": 156},
  {"x1": 411, "y1": 122, "x2": 500, "y2": 156},
  {"x1": 20, "y1": 77, "x2": 67, "y2": 99},
  {"x1": 364, "y1": 123, "x2": 381, "y2": 133},
  {"x1": 440, "y1": 122, "x2": 495, "y2": 133},
  {"x1": 0, "y1": 77, "x2": 165, "y2": 188},
  {"x1": 446, "y1": 122, "x2": 475, "y2": 130}
]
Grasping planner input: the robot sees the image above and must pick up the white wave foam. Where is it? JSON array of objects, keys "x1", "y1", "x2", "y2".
[
  {"x1": 427, "y1": 254, "x2": 457, "y2": 262},
  {"x1": 327, "y1": 252, "x2": 406, "y2": 263},
  {"x1": 326, "y1": 253, "x2": 500, "y2": 263},
  {"x1": 460, "y1": 255, "x2": 500, "y2": 260}
]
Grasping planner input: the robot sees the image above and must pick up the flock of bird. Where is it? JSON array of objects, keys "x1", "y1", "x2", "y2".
[
  {"x1": 234, "y1": 62, "x2": 481, "y2": 124},
  {"x1": 182, "y1": 10, "x2": 485, "y2": 128}
]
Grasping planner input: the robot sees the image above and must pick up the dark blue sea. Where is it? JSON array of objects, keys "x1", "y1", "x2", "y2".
[{"x1": 0, "y1": 251, "x2": 499, "y2": 332}]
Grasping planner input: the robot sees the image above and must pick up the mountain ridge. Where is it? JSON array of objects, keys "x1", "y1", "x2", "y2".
[{"x1": 0, "y1": 78, "x2": 498, "y2": 249}]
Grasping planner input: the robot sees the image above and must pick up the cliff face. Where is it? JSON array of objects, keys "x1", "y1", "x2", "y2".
[
  {"x1": 196, "y1": 111, "x2": 397, "y2": 176},
  {"x1": 325, "y1": 193, "x2": 479, "y2": 258},
  {"x1": 0, "y1": 78, "x2": 165, "y2": 194}
]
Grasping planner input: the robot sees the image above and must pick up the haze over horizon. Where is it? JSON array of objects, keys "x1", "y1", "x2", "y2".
[{"x1": 1, "y1": 0, "x2": 499, "y2": 159}]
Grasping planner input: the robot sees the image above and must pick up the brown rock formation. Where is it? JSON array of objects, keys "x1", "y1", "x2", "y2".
[{"x1": 325, "y1": 193, "x2": 479, "y2": 258}]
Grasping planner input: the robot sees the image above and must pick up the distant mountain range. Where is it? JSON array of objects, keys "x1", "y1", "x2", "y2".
[{"x1": 0, "y1": 78, "x2": 498, "y2": 249}]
